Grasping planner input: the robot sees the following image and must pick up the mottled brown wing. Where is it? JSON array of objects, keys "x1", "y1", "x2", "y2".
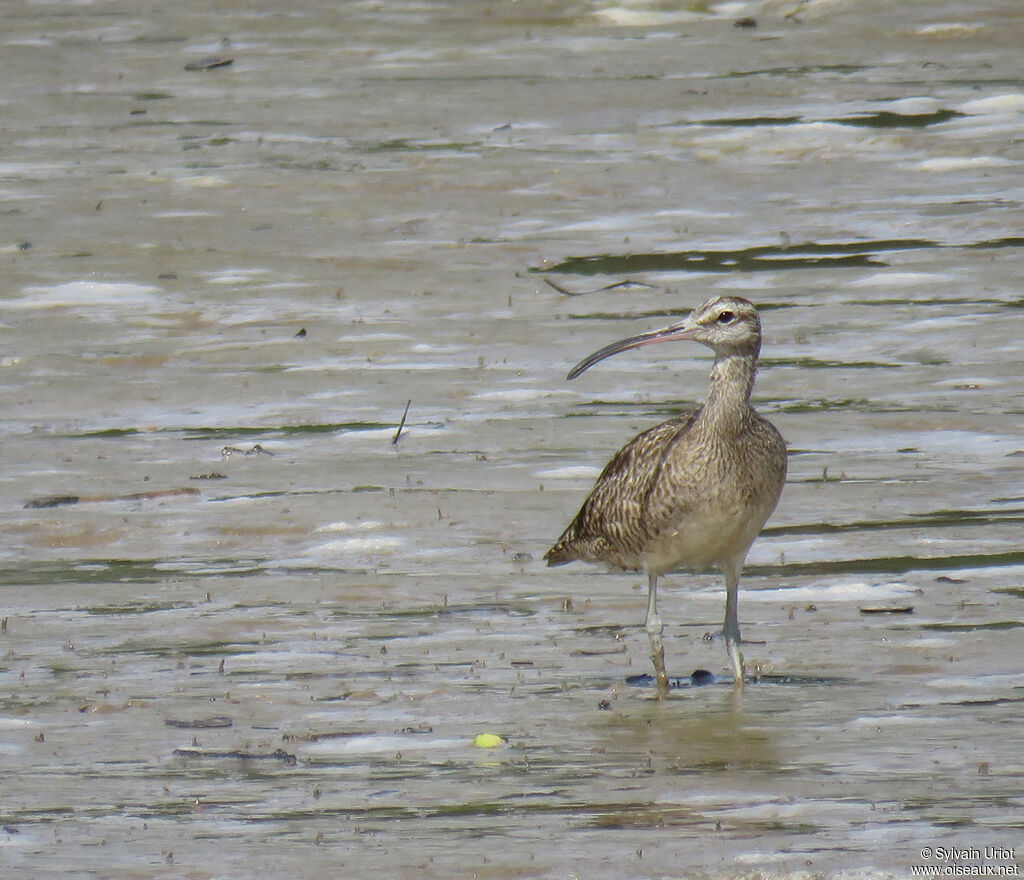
[{"x1": 544, "y1": 410, "x2": 701, "y2": 569}]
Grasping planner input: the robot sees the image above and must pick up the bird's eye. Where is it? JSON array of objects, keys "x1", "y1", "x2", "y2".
[{"x1": 716, "y1": 311, "x2": 735, "y2": 324}]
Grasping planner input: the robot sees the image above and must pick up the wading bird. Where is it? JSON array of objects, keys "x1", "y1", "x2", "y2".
[{"x1": 545, "y1": 295, "x2": 786, "y2": 696}]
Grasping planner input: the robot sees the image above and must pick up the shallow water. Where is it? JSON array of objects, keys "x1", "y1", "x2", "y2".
[{"x1": 2, "y1": 1, "x2": 1023, "y2": 878}]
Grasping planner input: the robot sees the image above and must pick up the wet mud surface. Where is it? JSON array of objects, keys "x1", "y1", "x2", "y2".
[{"x1": 1, "y1": 1, "x2": 1022, "y2": 877}]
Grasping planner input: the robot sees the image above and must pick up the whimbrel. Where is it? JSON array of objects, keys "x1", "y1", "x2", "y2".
[{"x1": 545, "y1": 295, "x2": 786, "y2": 696}]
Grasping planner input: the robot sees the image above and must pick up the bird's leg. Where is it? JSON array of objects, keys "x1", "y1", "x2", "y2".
[
  {"x1": 722, "y1": 558, "x2": 744, "y2": 690},
  {"x1": 645, "y1": 573, "x2": 669, "y2": 697}
]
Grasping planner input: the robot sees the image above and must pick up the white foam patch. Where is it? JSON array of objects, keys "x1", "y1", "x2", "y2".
[
  {"x1": 652, "y1": 207, "x2": 733, "y2": 220},
  {"x1": 316, "y1": 520, "x2": 389, "y2": 533},
  {"x1": 473, "y1": 388, "x2": 553, "y2": 402},
  {"x1": 343, "y1": 332, "x2": 409, "y2": 343},
  {"x1": 202, "y1": 268, "x2": 271, "y2": 285},
  {"x1": 738, "y1": 581, "x2": 918, "y2": 603},
  {"x1": 881, "y1": 96, "x2": 943, "y2": 115},
  {"x1": 174, "y1": 174, "x2": 230, "y2": 188},
  {"x1": 905, "y1": 636, "x2": 956, "y2": 650},
  {"x1": 535, "y1": 465, "x2": 602, "y2": 480},
  {"x1": 410, "y1": 343, "x2": 465, "y2": 354},
  {"x1": 330, "y1": 427, "x2": 408, "y2": 443},
  {"x1": 311, "y1": 536, "x2": 405, "y2": 555},
  {"x1": 0, "y1": 717, "x2": 38, "y2": 729},
  {"x1": 915, "y1": 21, "x2": 984, "y2": 37},
  {"x1": 850, "y1": 714, "x2": 941, "y2": 728},
  {"x1": 959, "y1": 93, "x2": 1024, "y2": 115},
  {"x1": 3, "y1": 281, "x2": 162, "y2": 310},
  {"x1": 301, "y1": 734, "x2": 468, "y2": 755},
  {"x1": 592, "y1": 8, "x2": 704, "y2": 27},
  {"x1": 847, "y1": 272, "x2": 949, "y2": 288},
  {"x1": 915, "y1": 156, "x2": 1012, "y2": 172}
]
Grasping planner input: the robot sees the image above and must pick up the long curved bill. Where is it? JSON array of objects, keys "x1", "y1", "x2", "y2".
[{"x1": 567, "y1": 319, "x2": 699, "y2": 380}]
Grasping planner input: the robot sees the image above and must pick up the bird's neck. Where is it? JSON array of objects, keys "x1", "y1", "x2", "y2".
[{"x1": 701, "y1": 351, "x2": 757, "y2": 428}]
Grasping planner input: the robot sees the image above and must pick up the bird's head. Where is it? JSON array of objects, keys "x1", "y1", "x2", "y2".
[{"x1": 566, "y1": 295, "x2": 762, "y2": 380}]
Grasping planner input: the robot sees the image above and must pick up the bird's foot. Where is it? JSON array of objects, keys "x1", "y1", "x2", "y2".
[{"x1": 625, "y1": 669, "x2": 717, "y2": 689}]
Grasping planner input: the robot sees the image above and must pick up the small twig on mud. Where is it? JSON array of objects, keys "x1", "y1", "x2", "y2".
[{"x1": 392, "y1": 399, "x2": 412, "y2": 445}]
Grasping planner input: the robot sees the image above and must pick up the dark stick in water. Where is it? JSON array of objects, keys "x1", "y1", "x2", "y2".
[{"x1": 392, "y1": 399, "x2": 412, "y2": 445}]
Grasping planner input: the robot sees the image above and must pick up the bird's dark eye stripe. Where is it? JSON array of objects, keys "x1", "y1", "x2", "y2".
[{"x1": 717, "y1": 311, "x2": 735, "y2": 324}]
